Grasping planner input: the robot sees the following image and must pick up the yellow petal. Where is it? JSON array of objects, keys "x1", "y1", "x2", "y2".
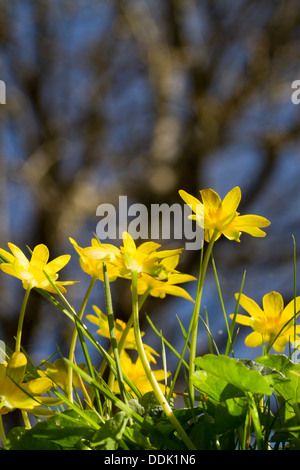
[
  {"x1": 7, "y1": 243, "x2": 29, "y2": 267},
  {"x1": 45, "y1": 255, "x2": 71, "y2": 275},
  {"x1": 234, "y1": 293, "x2": 264, "y2": 318},
  {"x1": 69, "y1": 238, "x2": 81, "y2": 254},
  {"x1": 30, "y1": 245, "x2": 49, "y2": 270},
  {"x1": 222, "y1": 225, "x2": 241, "y2": 241},
  {"x1": 22, "y1": 377, "x2": 52, "y2": 396},
  {"x1": 229, "y1": 313, "x2": 253, "y2": 326},
  {"x1": 6, "y1": 352, "x2": 27, "y2": 385},
  {"x1": 272, "y1": 335, "x2": 289, "y2": 353},
  {"x1": 179, "y1": 190, "x2": 203, "y2": 216},
  {"x1": 200, "y1": 188, "x2": 222, "y2": 213},
  {"x1": 222, "y1": 186, "x2": 241, "y2": 215},
  {"x1": 160, "y1": 284, "x2": 194, "y2": 301},
  {"x1": 83, "y1": 247, "x2": 115, "y2": 260},
  {"x1": 155, "y1": 248, "x2": 183, "y2": 259},
  {"x1": 138, "y1": 241, "x2": 161, "y2": 254},
  {"x1": 122, "y1": 232, "x2": 137, "y2": 255},
  {"x1": 0, "y1": 248, "x2": 15, "y2": 263},
  {"x1": 281, "y1": 296, "x2": 300, "y2": 323},
  {"x1": 0, "y1": 263, "x2": 23, "y2": 280},
  {"x1": 262, "y1": 291, "x2": 284, "y2": 317},
  {"x1": 245, "y1": 331, "x2": 263, "y2": 348},
  {"x1": 233, "y1": 214, "x2": 271, "y2": 228},
  {"x1": 160, "y1": 255, "x2": 179, "y2": 272},
  {"x1": 237, "y1": 226, "x2": 267, "y2": 238},
  {"x1": 86, "y1": 314, "x2": 100, "y2": 327},
  {"x1": 168, "y1": 273, "x2": 197, "y2": 284}
]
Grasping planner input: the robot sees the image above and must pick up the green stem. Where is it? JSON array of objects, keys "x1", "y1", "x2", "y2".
[
  {"x1": 15, "y1": 285, "x2": 32, "y2": 352},
  {"x1": 67, "y1": 276, "x2": 97, "y2": 403},
  {"x1": 131, "y1": 270, "x2": 197, "y2": 450},
  {"x1": 103, "y1": 263, "x2": 128, "y2": 407},
  {"x1": 247, "y1": 393, "x2": 265, "y2": 450},
  {"x1": 22, "y1": 410, "x2": 31, "y2": 429},
  {"x1": 0, "y1": 415, "x2": 6, "y2": 448},
  {"x1": 98, "y1": 287, "x2": 150, "y2": 378},
  {"x1": 188, "y1": 230, "x2": 218, "y2": 405}
]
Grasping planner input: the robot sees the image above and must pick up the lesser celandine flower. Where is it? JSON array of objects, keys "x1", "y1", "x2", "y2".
[
  {"x1": 230, "y1": 291, "x2": 300, "y2": 352},
  {"x1": 70, "y1": 237, "x2": 120, "y2": 281},
  {"x1": 113, "y1": 351, "x2": 172, "y2": 397},
  {"x1": 87, "y1": 306, "x2": 159, "y2": 363},
  {"x1": 137, "y1": 254, "x2": 196, "y2": 301},
  {"x1": 179, "y1": 186, "x2": 270, "y2": 243},
  {"x1": 137, "y1": 273, "x2": 195, "y2": 301},
  {"x1": 39, "y1": 358, "x2": 91, "y2": 395},
  {"x1": 84, "y1": 232, "x2": 183, "y2": 280},
  {"x1": 0, "y1": 352, "x2": 60, "y2": 416},
  {"x1": 0, "y1": 243, "x2": 77, "y2": 293}
]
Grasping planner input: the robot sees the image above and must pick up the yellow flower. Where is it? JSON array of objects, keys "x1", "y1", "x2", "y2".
[
  {"x1": 70, "y1": 237, "x2": 120, "y2": 281},
  {"x1": 137, "y1": 255, "x2": 196, "y2": 301},
  {"x1": 113, "y1": 351, "x2": 172, "y2": 397},
  {"x1": 179, "y1": 186, "x2": 270, "y2": 243},
  {"x1": 0, "y1": 352, "x2": 60, "y2": 416},
  {"x1": 0, "y1": 243, "x2": 77, "y2": 293},
  {"x1": 39, "y1": 358, "x2": 90, "y2": 395},
  {"x1": 87, "y1": 306, "x2": 159, "y2": 363},
  {"x1": 230, "y1": 291, "x2": 300, "y2": 352},
  {"x1": 84, "y1": 232, "x2": 183, "y2": 280}
]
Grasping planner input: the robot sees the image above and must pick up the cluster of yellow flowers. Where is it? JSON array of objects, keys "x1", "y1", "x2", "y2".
[{"x1": 0, "y1": 185, "x2": 299, "y2": 419}]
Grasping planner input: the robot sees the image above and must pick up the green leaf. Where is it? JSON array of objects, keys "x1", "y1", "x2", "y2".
[
  {"x1": 256, "y1": 354, "x2": 300, "y2": 405},
  {"x1": 6, "y1": 410, "x2": 102, "y2": 450},
  {"x1": 192, "y1": 369, "x2": 244, "y2": 403},
  {"x1": 194, "y1": 354, "x2": 273, "y2": 396},
  {"x1": 6, "y1": 427, "x2": 61, "y2": 450},
  {"x1": 139, "y1": 391, "x2": 161, "y2": 414},
  {"x1": 122, "y1": 424, "x2": 156, "y2": 450},
  {"x1": 90, "y1": 411, "x2": 129, "y2": 450}
]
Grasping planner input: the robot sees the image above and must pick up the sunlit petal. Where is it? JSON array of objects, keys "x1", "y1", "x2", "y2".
[
  {"x1": 262, "y1": 291, "x2": 284, "y2": 317},
  {"x1": 222, "y1": 186, "x2": 241, "y2": 215},
  {"x1": 234, "y1": 293, "x2": 264, "y2": 318},
  {"x1": 245, "y1": 331, "x2": 263, "y2": 348}
]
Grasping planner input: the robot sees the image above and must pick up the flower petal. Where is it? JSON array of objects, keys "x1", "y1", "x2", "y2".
[
  {"x1": 262, "y1": 291, "x2": 284, "y2": 317},
  {"x1": 232, "y1": 214, "x2": 271, "y2": 228},
  {"x1": 234, "y1": 293, "x2": 264, "y2": 318},
  {"x1": 222, "y1": 186, "x2": 241, "y2": 215},
  {"x1": 0, "y1": 248, "x2": 15, "y2": 263},
  {"x1": 30, "y1": 244, "x2": 49, "y2": 270},
  {"x1": 155, "y1": 284, "x2": 194, "y2": 302},
  {"x1": 0, "y1": 263, "x2": 23, "y2": 280},
  {"x1": 22, "y1": 377, "x2": 52, "y2": 396},
  {"x1": 122, "y1": 232, "x2": 136, "y2": 254},
  {"x1": 6, "y1": 352, "x2": 27, "y2": 386},
  {"x1": 272, "y1": 335, "x2": 289, "y2": 353},
  {"x1": 245, "y1": 331, "x2": 263, "y2": 348},
  {"x1": 179, "y1": 190, "x2": 203, "y2": 216},
  {"x1": 137, "y1": 241, "x2": 161, "y2": 254},
  {"x1": 280, "y1": 296, "x2": 300, "y2": 323},
  {"x1": 45, "y1": 255, "x2": 71, "y2": 275},
  {"x1": 7, "y1": 243, "x2": 29, "y2": 267},
  {"x1": 229, "y1": 313, "x2": 253, "y2": 326},
  {"x1": 200, "y1": 188, "x2": 222, "y2": 213}
]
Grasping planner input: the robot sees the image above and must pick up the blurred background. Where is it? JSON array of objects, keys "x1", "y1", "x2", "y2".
[{"x1": 0, "y1": 0, "x2": 300, "y2": 420}]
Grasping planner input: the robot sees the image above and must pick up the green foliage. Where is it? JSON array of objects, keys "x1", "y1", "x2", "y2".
[{"x1": 0, "y1": 210, "x2": 300, "y2": 450}]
